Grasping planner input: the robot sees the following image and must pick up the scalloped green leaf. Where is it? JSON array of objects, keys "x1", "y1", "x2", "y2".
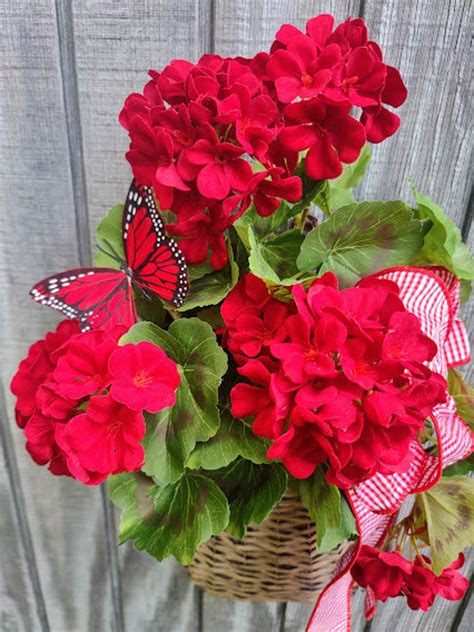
[
  {"x1": 248, "y1": 226, "x2": 304, "y2": 284},
  {"x1": 178, "y1": 244, "x2": 239, "y2": 311},
  {"x1": 120, "y1": 318, "x2": 228, "y2": 484},
  {"x1": 448, "y1": 368, "x2": 474, "y2": 430},
  {"x1": 297, "y1": 201, "x2": 425, "y2": 287},
  {"x1": 211, "y1": 458, "x2": 287, "y2": 539},
  {"x1": 328, "y1": 145, "x2": 371, "y2": 210},
  {"x1": 95, "y1": 204, "x2": 124, "y2": 267},
  {"x1": 186, "y1": 411, "x2": 269, "y2": 470},
  {"x1": 414, "y1": 476, "x2": 474, "y2": 573},
  {"x1": 109, "y1": 471, "x2": 229, "y2": 565},
  {"x1": 299, "y1": 468, "x2": 357, "y2": 551},
  {"x1": 412, "y1": 187, "x2": 474, "y2": 301}
]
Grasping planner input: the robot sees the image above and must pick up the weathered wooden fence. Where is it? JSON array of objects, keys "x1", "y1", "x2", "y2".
[{"x1": 1, "y1": 1, "x2": 472, "y2": 631}]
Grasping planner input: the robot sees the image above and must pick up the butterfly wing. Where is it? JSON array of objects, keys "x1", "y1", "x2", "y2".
[
  {"x1": 30, "y1": 268, "x2": 136, "y2": 332},
  {"x1": 123, "y1": 180, "x2": 189, "y2": 307}
]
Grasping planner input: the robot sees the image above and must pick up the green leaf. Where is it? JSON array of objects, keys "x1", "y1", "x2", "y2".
[
  {"x1": 188, "y1": 258, "x2": 215, "y2": 282},
  {"x1": 291, "y1": 176, "x2": 330, "y2": 216},
  {"x1": 211, "y1": 459, "x2": 287, "y2": 539},
  {"x1": 134, "y1": 293, "x2": 169, "y2": 327},
  {"x1": 328, "y1": 145, "x2": 372, "y2": 210},
  {"x1": 412, "y1": 188, "x2": 474, "y2": 301},
  {"x1": 178, "y1": 245, "x2": 239, "y2": 311},
  {"x1": 121, "y1": 319, "x2": 228, "y2": 484},
  {"x1": 414, "y1": 476, "x2": 474, "y2": 573},
  {"x1": 195, "y1": 305, "x2": 225, "y2": 330},
  {"x1": 95, "y1": 204, "x2": 124, "y2": 267},
  {"x1": 109, "y1": 471, "x2": 229, "y2": 565},
  {"x1": 448, "y1": 369, "x2": 474, "y2": 430},
  {"x1": 297, "y1": 201, "x2": 425, "y2": 287},
  {"x1": 186, "y1": 411, "x2": 269, "y2": 470},
  {"x1": 299, "y1": 469, "x2": 357, "y2": 551},
  {"x1": 234, "y1": 202, "x2": 294, "y2": 245},
  {"x1": 248, "y1": 226, "x2": 304, "y2": 284}
]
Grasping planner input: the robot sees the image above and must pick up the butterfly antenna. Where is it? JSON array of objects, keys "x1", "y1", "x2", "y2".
[
  {"x1": 96, "y1": 242, "x2": 123, "y2": 265},
  {"x1": 104, "y1": 239, "x2": 124, "y2": 260}
]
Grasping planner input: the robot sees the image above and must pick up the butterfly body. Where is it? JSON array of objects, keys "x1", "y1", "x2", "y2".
[{"x1": 30, "y1": 180, "x2": 189, "y2": 332}]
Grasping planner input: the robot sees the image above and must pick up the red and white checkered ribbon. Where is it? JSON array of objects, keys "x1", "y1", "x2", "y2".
[{"x1": 306, "y1": 267, "x2": 473, "y2": 632}]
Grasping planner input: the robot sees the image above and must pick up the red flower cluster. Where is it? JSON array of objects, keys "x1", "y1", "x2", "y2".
[
  {"x1": 10, "y1": 321, "x2": 180, "y2": 484},
  {"x1": 121, "y1": 14, "x2": 406, "y2": 270},
  {"x1": 351, "y1": 546, "x2": 469, "y2": 610},
  {"x1": 224, "y1": 272, "x2": 446, "y2": 488}
]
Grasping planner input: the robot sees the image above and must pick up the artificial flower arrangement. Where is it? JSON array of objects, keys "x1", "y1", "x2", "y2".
[{"x1": 11, "y1": 13, "x2": 474, "y2": 631}]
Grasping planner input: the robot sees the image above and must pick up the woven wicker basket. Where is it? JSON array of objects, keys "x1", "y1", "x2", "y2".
[{"x1": 187, "y1": 488, "x2": 347, "y2": 603}]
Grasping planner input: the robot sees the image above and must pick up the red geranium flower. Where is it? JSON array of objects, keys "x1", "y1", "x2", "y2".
[
  {"x1": 228, "y1": 298, "x2": 290, "y2": 359},
  {"x1": 280, "y1": 97, "x2": 366, "y2": 179},
  {"x1": 187, "y1": 128, "x2": 253, "y2": 199},
  {"x1": 434, "y1": 554, "x2": 469, "y2": 601},
  {"x1": 125, "y1": 118, "x2": 189, "y2": 209},
  {"x1": 271, "y1": 312, "x2": 346, "y2": 383},
  {"x1": 323, "y1": 47, "x2": 386, "y2": 108},
  {"x1": 351, "y1": 545, "x2": 413, "y2": 601},
  {"x1": 11, "y1": 341, "x2": 54, "y2": 426},
  {"x1": 61, "y1": 394, "x2": 145, "y2": 479},
  {"x1": 109, "y1": 342, "x2": 180, "y2": 413},
  {"x1": 217, "y1": 84, "x2": 279, "y2": 159},
  {"x1": 231, "y1": 359, "x2": 293, "y2": 438},
  {"x1": 221, "y1": 273, "x2": 272, "y2": 328},
  {"x1": 157, "y1": 59, "x2": 193, "y2": 104},
  {"x1": 224, "y1": 167, "x2": 302, "y2": 219},
  {"x1": 168, "y1": 203, "x2": 231, "y2": 270},
  {"x1": 53, "y1": 329, "x2": 119, "y2": 399},
  {"x1": 268, "y1": 34, "x2": 341, "y2": 103},
  {"x1": 11, "y1": 320, "x2": 181, "y2": 484},
  {"x1": 224, "y1": 271, "x2": 446, "y2": 488},
  {"x1": 10, "y1": 320, "x2": 80, "y2": 426},
  {"x1": 119, "y1": 72, "x2": 165, "y2": 131},
  {"x1": 352, "y1": 548, "x2": 469, "y2": 611}
]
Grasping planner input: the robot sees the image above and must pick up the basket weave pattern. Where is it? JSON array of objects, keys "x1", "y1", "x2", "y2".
[{"x1": 187, "y1": 489, "x2": 347, "y2": 603}]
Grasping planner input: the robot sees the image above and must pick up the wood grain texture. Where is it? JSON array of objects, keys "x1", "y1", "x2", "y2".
[
  {"x1": 118, "y1": 543, "x2": 200, "y2": 632},
  {"x1": 72, "y1": 0, "x2": 213, "y2": 253},
  {"x1": 461, "y1": 221, "x2": 473, "y2": 384},
  {"x1": 0, "y1": 1, "x2": 113, "y2": 630},
  {"x1": 212, "y1": 0, "x2": 361, "y2": 56},
  {"x1": 0, "y1": 385, "x2": 43, "y2": 632},
  {"x1": 201, "y1": 595, "x2": 283, "y2": 632},
  {"x1": 71, "y1": 2, "x2": 212, "y2": 629},
  {"x1": 1, "y1": 1, "x2": 473, "y2": 631},
  {"x1": 357, "y1": 0, "x2": 472, "y2": 227}
]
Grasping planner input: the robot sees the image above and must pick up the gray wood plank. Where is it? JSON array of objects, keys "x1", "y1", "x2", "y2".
[
  {"x1": 457, "y1": 591, "x2": 473, "y2": 632},
  {"x1": 118, "y1": 542, "x2": 200, "y2": 632},
  {"x1": 71, "y1": 3, "x2": 213, "y2": 629},
  {"x1": 212, "y1": 0, "x2": 362, "y2": 57},
  {"x1": 461, "y1": 221, "x2": 473, "y2": 384},
  {"x1": 0, "y1": 392, "x2": 42, "y2": 632},
  {"x1": 72, "y1": 0, "x2": 213, "y2": 252},
  {"x1": 0, "y1": 1, "x2": 114, "y2": 630},
  {"x1": 200, "y1": 594, "x2": 283, "y2": 632},
  {"x1": 357, "y1": 0, "x2": 472, "y2": 227}
]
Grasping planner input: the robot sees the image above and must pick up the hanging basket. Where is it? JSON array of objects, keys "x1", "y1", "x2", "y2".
[{"x1": 187, "y1": 489, "x2": 348, "y2": 603}]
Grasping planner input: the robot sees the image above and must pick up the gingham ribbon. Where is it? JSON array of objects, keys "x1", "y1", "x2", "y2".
[{"x1": 306, "y1": 267, "x2": 473, "y2": 632}]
